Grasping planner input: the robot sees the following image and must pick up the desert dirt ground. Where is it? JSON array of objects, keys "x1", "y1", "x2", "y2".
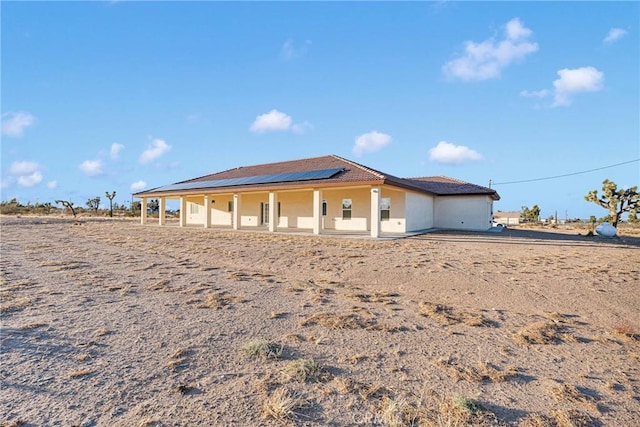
[{"x1": 1, "y1": 216, "x2": 639, "y2": 427}]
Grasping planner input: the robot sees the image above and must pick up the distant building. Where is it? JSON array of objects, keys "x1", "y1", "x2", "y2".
[
  {"x1": 134, "y1": 154, "x2": 500, "y2": 237},
  {"x1": 493, "y1": 211, "x2": 521, "y2": 226}
]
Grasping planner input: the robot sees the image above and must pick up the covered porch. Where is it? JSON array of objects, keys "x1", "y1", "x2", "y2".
[{"x1": 138, "y1": 185, "x2": 426, "y2": 238}]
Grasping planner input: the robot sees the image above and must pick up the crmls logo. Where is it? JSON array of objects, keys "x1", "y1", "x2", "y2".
[{"x1": 350, "y1": 412, "x2": 385, "y2": 425}]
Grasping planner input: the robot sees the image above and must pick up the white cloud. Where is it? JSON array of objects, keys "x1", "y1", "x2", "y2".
[
  {"x1": 9, "y1": 160, "x2": 40, "y2": 175},
  {"x1": 603, "y1": 28, "x2": 627, "y2": 44},
  {"x1": 47, "y1": 180, "x2": 58, "y2": 189},
  {"x1": 281, "y1": 39, "x2": 311, "y2": 60},
  {"x1": 429, "y1": 141, "x2": 482, "y2": 164},
  {"x1": 79, "y1": 159, "x2": 104, "y2": 176},
  {"x1": 17, "y1": 171, "x2": 43, "y2": 187},
  {"x1": 443, "y1": 18, "x2": 538, "y2": 81},
  {"x1": 352, "y1": 131, "x2": 392, "y2": 157},
  {"x1": 130, "y1": 180, "x2": 147, "y2": 191},
  {"x1": 520, "y1": 89, "x2": 549, "y2": 98},
  {"x1": 139, "y1": 139, "x2": 171, "y2": 164},
  {"x1": 110, "y1": 143, "x2": 124, "y2": 159},
  {"x1": 1, "y1": 177, "x2": 14, "y2": 189},
  {"x1": 552, "y1": 66, "x2": 604, "y2": 107},
  {"x1": 1, "y1": 111, "x2": 36, "y2": 138},
  {"x1": 250, "y1": 109, "x2": 292, "y2": 133}
]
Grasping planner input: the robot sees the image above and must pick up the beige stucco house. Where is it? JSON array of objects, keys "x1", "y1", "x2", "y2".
[{"x1": 133, "y1": 155, "x2": 500, "y2": 237}]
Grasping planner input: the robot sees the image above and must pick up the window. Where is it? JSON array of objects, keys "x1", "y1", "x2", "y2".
[
  {"x1": 190, "y1": 203, "x2": 200, "y2": 214},
  {"x1": 380, "y1": 197, "x2": 390, "y2": 221},
  {"x1": 342, "y1": 199, "x2": 352, "y2": 220},
  {"x1": 322, "y1": 200, "x2": 327, "y2": 216},
  {"x1": 228, "y1": 201, "x2": 234, "y2": 212}
]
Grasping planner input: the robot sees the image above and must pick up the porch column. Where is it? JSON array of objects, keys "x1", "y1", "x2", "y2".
[
  {"x1": 140, "y1": 198, "x2": 148, "y2": 225},
  {"x1": 203, "y1": 195, "x2": 211, "y2": 228},
  {"x1": 312, "y1": 189, "x2": 323, "y2": 235},
  {"x1": 268, "y1": 191, "x2": 278, "y2": 232},
  {"x1": 370, "y1": 187, "x2": 381, "y2": 238},
  {"x1": 232, "y1": 194, "x2": 241, "y2": 230},
  {"x1": 179, "y1": 196, "x2": 187, "y2": 227},
  {"x1": 158, "y1": 197, "x2": 166, "y2": 226}
]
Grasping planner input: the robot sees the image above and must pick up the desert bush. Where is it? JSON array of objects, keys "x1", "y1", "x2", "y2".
[{"x1": 242, "y1": 339, "x2": 283, "y2": 361}]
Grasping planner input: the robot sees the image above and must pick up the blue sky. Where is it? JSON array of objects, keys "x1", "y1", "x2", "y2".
[{"x1": 2, "y1": 1, "x2": 639, "y2": 219}]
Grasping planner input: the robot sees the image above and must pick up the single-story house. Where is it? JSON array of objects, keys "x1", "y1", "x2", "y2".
[
  {"x1": 133, "y1": 154, "x2": 500, "y2": 237},
  {"x1": 493, "y1": 211, "x2": 521, "y2": 226}
]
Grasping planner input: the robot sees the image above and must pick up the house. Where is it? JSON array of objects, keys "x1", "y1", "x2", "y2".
[
  {"x1": 493, "y1": 211, "x2": 521, "y2": 226},
  {"x1": 133, "y1": 154, "x2": 500, "y2": 237}
]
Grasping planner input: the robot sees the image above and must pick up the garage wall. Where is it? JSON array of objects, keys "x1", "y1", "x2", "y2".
[
  {"x1": 405, "y1": 191, "x2": 434, "y2": 231},
  {"x1": 433, "y1": 195, "x2": 493, "y2": 230}
]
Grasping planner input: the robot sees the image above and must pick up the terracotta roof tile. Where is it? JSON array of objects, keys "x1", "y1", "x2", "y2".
[{"x1": 134, "y1": 155, "x2": 499, "y2": 201}]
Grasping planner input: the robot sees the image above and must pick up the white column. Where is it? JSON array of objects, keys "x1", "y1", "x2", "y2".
[
  {"x1": 158, "y1": 197, "x2": 166, "y2": 226},
  {"x1": 203, "y1": 195, "x2": 211, "y2": 228},
  {"x1": 179, "y1": 196, "x2": 187, "y2": 227},
  {"x1": 312, "y1": 189, "x2": 322, "y2": 235},
  {"x1": 232, "y1": 194, "x2": 241, "y2": 230},
  {"x1": 140, "y1": 198, "x2": 147, "y2": 225},
  {"x1": 370, "y1": 187, "x2": 381, "y2": 238},
  {"x1": 268, "y1": 192, "x2": 277, "y2": 232}
]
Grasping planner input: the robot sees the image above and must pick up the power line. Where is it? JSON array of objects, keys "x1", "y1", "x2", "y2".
[{"x1": 491, "y1": 158, "x2": 640, "y2": 186}]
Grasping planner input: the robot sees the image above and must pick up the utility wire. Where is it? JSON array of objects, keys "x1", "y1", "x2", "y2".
[{"x1": 491, "y1": 158, "x2": 639, "y2": 186}]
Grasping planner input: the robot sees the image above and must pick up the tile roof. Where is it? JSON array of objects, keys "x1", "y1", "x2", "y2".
[{"x1": 134, "y1": 155, "x2": 499, "y2": 200}]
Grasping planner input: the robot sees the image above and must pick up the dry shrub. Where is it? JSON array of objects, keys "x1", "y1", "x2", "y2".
[
  {"x1": 242, "y1": 339, "x2": 283, "y2": 361},
  {"x1": 514, "y1": 321, "x2": 565, "y2": 345},
  {"x1": 281, "y1": 358, "x2": 328, "y2": 383},
  {"x1": 419, "y1": 302, "x2": 491, "y2": 327},
  {"x1": 166, "y1": 348, "x2": 190, "y2": 371},
  {"x1": 613, "y1": 321, "x2": 639, "y2": 342},
  {"x1": 377, "y1": 396, "x2": 421, "y2": 427},
  {"x1": 0, "y1": 296, "x2": 39, "y2": 315},
  {"x1": 423, "y1": 394, "x2": 497, "y2": 427},
  {"x1": 261, "y1": 387, "x2": 308, "y2": 421},
  {"x1": 299, "y1": 311, "x2": 376, "y2": 330},
  {"x1": 551, "y1": 409, "x2": 595, "y2": 427},
  {"x1": 67, "y1": 368, "x2": 94, "y2": 379},
  {"x1": 520, "y1": 413, "x2": 553, "y2": 427},
  {"x1": 548, "y1": 382, "x2": 599, "y2": 413},
  {"x1": 347, "y1": 291, "x2": 399, "y2": 304},
  {"x1": 435, "y1": 358, "x2": 517, "y2": 383},
  {"x1": 197, "y1": 291, "x2": 246, "y2": 309}
]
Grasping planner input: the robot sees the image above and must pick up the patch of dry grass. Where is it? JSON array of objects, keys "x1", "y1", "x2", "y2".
[
  {"x1": 67, "y1": 368, "x2": 94, "y2": 379},
  {"x1": 514, "y1": 321, "x2": 565, "y2": 345},
  {"x1": 197, "y1": 291, "x2": 247, "y2": 309},
  {"x1": 242, "y1": 339, "x2": 283, "y2": 361},
  {"x1": 165, "y1": 347, "x2": 190, "y2": 371},
  {"x1": 418, "y1": 301, "x2": 492, "y2": 327},
  {"x1": 551, "y1": 409, "x2": 595, "y2": 427},
  {"x1": 548, "y1": 382, "x2": 599, "y2": 413},
  {"x1": 613, "y1": 321, "x2": 639, "y2": 342},
  {"x1": 281, "y1": 358, "x2": 328, "y2": 383},
  {"x1": 299, "y1": 311, "x2": 398, "y2": 332},
  {"x1": 0, "y1": 296, "x2": 39, "y2": 315},
  {"x1": 261, "y1": 387, "x2": 308, "y2": 421},
  {"x1": 435, "y1": 358, "x2": 517, "y2": 383}
]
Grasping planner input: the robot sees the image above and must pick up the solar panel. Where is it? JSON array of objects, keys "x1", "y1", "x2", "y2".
[{"x1": 151, "y1": 167, "x2": 344, "y2": 193}]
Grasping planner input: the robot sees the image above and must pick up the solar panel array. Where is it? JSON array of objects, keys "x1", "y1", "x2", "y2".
[{"x1": 150, "y1": 167, "x2": 345, "y2": 193}]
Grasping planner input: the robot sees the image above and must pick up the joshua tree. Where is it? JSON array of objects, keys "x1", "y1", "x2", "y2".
[
  {"x1": 55, "y1": 200, "x2": 77, "y2": 218},
  {"x1": 105, "y1": 191, "x2": 116, "y2": 217},
  {"x1": 521, "y1": 205, "x2": 541, "y2": 223},
  {"x1": 585, "y1": 179, "x2": 639, "y2": 228},
  {"x1": 86, "y1": 197, "x2": 101, "y2": 215}
]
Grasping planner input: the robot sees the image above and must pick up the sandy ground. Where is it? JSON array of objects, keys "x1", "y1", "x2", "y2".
[{"x1": 1, "y1": 216, "x2": 639, "y2": 427}]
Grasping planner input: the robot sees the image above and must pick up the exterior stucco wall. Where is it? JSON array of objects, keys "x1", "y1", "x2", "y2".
[
  {"x1": 186, "y1": 198, "x2": 204, "y2": 225},
  {"x1": 322, "y1": 188, "x2": 370, "y2": 231},
  {"x1": 239, "y1": 193, "x2": 267, "y2": 227},
  {"x1": 276, "y1": 191, "x2": 314, "y2": 229},
  {"x1": 210, "y1": 195, "x2": 233, "y2": 226},
  {"x1": 405, "y1": 191, "x2": 434, "y2": 231},
  {"x1": 380, "y1": 187, "x2": 407, "y2": 233},
  {"x1": 433, "y1": 195, "x2": 493, "y2": 230}
]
